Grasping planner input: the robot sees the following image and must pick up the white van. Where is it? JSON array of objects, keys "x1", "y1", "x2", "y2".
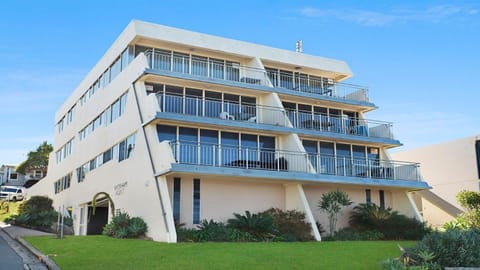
[{"x1": 0, "y1": 186, "x2": 26, "y2": 201}]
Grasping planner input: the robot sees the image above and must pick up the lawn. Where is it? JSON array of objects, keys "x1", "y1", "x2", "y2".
[{"x1": 25, "y1": 236, "x2": 415, "y2": 270}]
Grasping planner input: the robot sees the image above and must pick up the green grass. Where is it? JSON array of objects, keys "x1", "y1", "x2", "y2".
[
  {"x1": 24, "y1": 236, "x2": 416, "y2": 270},
  {"x1": 0, "y1": 201, "x2": 21, "y2": 221}
]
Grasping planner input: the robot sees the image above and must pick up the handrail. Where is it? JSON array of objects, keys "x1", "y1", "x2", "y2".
[
  {"x1": 142, "y1": 49, "x2": 370, "y2": 103},
  {"x1": 168, "y1": 141, "x2": 421, "y2": 181},
  {"x1": 156, "y1": 94, "x2": 394, "y2": 139}
]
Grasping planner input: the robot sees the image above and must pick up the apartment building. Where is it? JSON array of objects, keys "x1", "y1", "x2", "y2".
[
  {"x1": 393, "y1": 135, "x2": 480, "y2": 227},
  {"x1": 28, "y1": 20, "x2": 429, "y2": 242}
]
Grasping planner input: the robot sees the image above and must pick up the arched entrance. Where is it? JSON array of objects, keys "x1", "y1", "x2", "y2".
[{"x1": 87, "y1": 192, "x2": 115, "y2": 235}]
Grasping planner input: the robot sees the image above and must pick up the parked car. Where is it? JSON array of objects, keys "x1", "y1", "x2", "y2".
[{"x1": 0, "y1": 186, "x2": 26, "y2": 201}]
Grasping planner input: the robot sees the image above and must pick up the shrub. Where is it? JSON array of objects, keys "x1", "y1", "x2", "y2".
[
  {"x1": 103, "y1": 212, "x2": 148, "y2": 238},
  {"x1": 196, "y1": 219, "x2": 232, "y2": 242},
  {"x1": 407, "y1": 229, "x2": 480, "y2": 268},
  {"x1": 263, "y1": 208, "x2": 313, "y2": 241},
  {"x1": 5, "y1": 196, "x2": 57, "y2": 231},
  {"x1": 227, "y1": 210, "x2": 274, "y2": 241},
  {"x1": 444, "y1": 190, "x2": 480, "y2": 230},
  {"x1": 349, "y1": 203, "x2": 429, "y2": 240},
  {"x1": 175, "y1": 220, "x2": 255, "y2": 242},
  {"x1": 176, "y1": 227, "x2": 198, "y2": 242},
  {"x1": 331, "y1": 228, "x2": 384, "y2": 241},
  {"x1": 349, "y1": 203, "x2": 393, "y2": 231}
]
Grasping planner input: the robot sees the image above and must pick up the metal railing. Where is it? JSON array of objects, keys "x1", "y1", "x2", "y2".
[
  {"x1": 267, "y1": 71, "x2": 369, "y2": 102},
  {"x1": 157, "y1": 94, "x2": 394, "y2": 139},
  {"x1": 285, "y1": 109, "x2": 394, "y2": 139},
  {"x1": 157, "y1": 94, "x2": 290, "y2": 126},
  {"x1": 143, "y1": 50, "x2": 370, "y2": 103},
  {"x1": 144, "y1": 49, "x2": 271, "y2": 87},
  {"x1": 169, "y1": 141, "x2": 421, "y2": 181}
]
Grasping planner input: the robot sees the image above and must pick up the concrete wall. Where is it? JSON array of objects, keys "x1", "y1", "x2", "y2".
[
  {"x1": 303, "y1": 184, "x2": 414, "y2": 235},
  {"x1": 393, "y1": 135, "x2": 480, "y2": 212},
  {"x1": 167, "y1": 176, "x2": 285, "y2": 228}
]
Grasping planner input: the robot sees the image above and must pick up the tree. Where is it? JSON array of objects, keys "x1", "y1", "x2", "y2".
[
  {"x1": 318, "y1": 189, "x2": 352, "y2": 236},
  {"x1": 456, "y1": 190, "x2": 480, "y2": 211},
  {"x1": 16, "y1": 141, "x2": 53, "y2": 175},
  {"x1": 450, "y1": 190, "x2": 480, "y2": 229}
]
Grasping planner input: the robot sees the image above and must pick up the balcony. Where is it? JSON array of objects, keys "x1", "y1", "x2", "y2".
[
  {"x1": 169, "y1": 141, "x2": 422, "y2": 182},
  {"x1": 266, "y1": 68, "x2": 369, "y2": 102},
  {"x1": 286, "y1": 109, "x2": 394, "y2": 140},
  {"x1": 156, "y1": 94, "x2": 394, "y2": 140},
  {"x1": 144, "y1": 49, "x2": 270, "y2": 86},
  {"x1": 143, "y1": 50, "x2": 370, "y2": 104}
]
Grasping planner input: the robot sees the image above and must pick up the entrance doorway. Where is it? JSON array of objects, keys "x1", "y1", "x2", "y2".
[{"x1": 87, "y1": 201, "x2": 109, "y2": 235}]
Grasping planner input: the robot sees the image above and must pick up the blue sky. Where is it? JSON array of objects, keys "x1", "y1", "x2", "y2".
[{"x1": 1, "y1": 1, "x2": 479, "y2": 165}]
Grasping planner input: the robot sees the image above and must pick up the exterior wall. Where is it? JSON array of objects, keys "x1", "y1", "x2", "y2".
[
  {"x1": 421, "y1": 198, "x2": 457, "y2": 228},
  {"x1": 303, "y1": 184, "x2": 414, "y2": 234},
  {"x1": 393, "y1": 135, "x2": 480, "y2": 215},
  {"x1": 167, "y1": 176, "x2": 285, "y2": 228}
]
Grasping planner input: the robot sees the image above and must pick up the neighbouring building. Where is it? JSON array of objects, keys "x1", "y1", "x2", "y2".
[
  {"x1": 28, "y1": 20, "x2": 429, "y2": 242},
  {"x1": 0, "y1": 164, "x2": 25, "y2": 186},
  {"x1": 393, "y1": 135, "x2": 480, "y2": 228}
]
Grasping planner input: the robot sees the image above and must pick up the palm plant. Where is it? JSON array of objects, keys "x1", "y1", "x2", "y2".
[
  {"x1": 349, "y1": 203, "x2": 396, "y2": 232},
  {"x1": 318, "y1": 189, "x2": 352, "y2": 236},
  {"x1": 227, "y1": 210, "x2": 274, "y2": 241}
]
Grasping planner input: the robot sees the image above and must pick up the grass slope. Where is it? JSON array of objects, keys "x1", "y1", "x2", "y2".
[{"x1": 25, "y1": 236, "x2": 415, "y2": 270}]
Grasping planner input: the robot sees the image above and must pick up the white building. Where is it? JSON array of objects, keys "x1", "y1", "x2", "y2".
[
  {"x1": 28, "y1": 20, "x2": 429, "y2": 242},
  {"x1": 0, "y1": 164, "x2": 25, "y2": 186},
  {"x1": 393, "y1": 135, "x2": 480, "y2": 227}
]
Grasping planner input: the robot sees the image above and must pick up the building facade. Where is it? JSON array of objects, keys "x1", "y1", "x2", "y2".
[
  {"x1": 0, "y1": 164, "x2": 25, "y2": 186},
  {"x1": 393, "y1": 135, "x2": 480, "y2": 227},
  {"x1": 28, "y1": 20, "x2": 429, "y2": 242}
]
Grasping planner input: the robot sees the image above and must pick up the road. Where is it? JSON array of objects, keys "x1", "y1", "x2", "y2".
[{"x1": 0, "y1": 233, "x2": 23, "y2": 270}]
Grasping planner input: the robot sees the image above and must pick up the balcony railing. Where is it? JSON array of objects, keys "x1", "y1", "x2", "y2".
[
  {"x1": 169, "y1": 141, "x2": 421, "y2": 182},
  {"x1": 143, "y1": 50, "x2": 370, "y2": 103},
  {"x1": 285, "y1": 109, "x2": 394, "y2": 139},
  {"x1": 157, "y1": 94, "x2": 394, "y2": 140},
  {"x1": 157, "y1": 94, "x2": 289, "y2": 126},
  {"x1": 144, "y1": 49, "x2": 271, "y2": 87},
  {"x1": 267, "y1": 71, "x2": 369, "y2": 102}
]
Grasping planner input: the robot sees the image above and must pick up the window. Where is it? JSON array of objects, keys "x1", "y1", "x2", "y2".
[
  {"x1": 119, "y1": 134, "x2": 137, "y2": 162},
  {"x1": 366, "y1": 189, "x2": 372, "y2": 206},
  {"x1": 476, "y1": 140, "x2": 480, "y2": 179},
  {"x1": 221, "y1": 132, "x2": 239, "y2": 165},
  {"x1": 303, "y1": 140, "x2": 319, "y2": 171},
  {"x1": 57, "y1": 117, "x2": 65, "y2": 133},
  {"x1": 200, "y1": 129, "x2": 218, "y2": 166},
  {"x1": 336, "y1": 143, "x2": 351, "y2": 176},
  {"x1": 191, "y1": 55, "x2": 208, "y2": 76},
  {"x1": 172, "y1": 52, "x2": 189, "y2": 73},
  {"x1": 77, "y1": 167, "x2": 85, "y2": 183},
  {"x1": 179, "y1": 127, "x2": 198, "y2": 163},
  {"x1": 103, "y1": 148, "x2": 112, "y2": 163},
  {"x1": 118, "y1": 141, "x2": 126, "y2": 161},
  {"x1": 173, "y1": 178, "x2": 181, "y2": 223},
  {"x1": 157, "y1": 125, "x2": 177, "y2": 142},
  {"x1": 10, "y1": 173, "x2": 18, "y2": 180},
  {"x1": 193, "y1": 179, "x2": 200, "y2": 224},
  {"x1": 379, "y1": 190, "x2": 385, "y2": 209}
]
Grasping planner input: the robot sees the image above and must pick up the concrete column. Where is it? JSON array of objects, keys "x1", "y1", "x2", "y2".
[{"x1": 284, "y1": 183, "x2": 321, "y2": 241}]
